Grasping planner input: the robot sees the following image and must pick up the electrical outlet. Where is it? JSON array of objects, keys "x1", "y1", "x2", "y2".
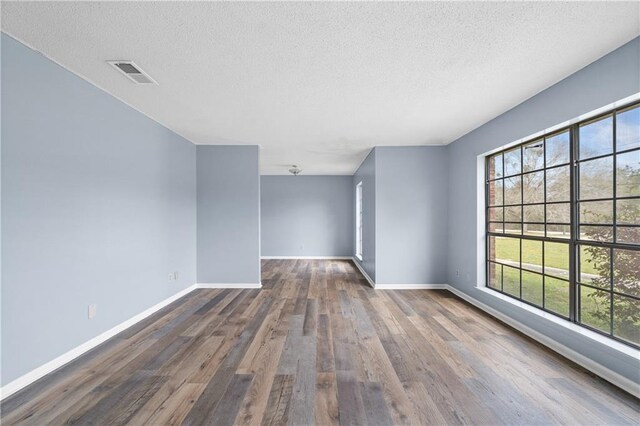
[
  {"x1": 168, "y1": 273, "x2": 174, "y2": 281},
  {"x1": 173, "y1": 271, "x2": 179, "y2": 281},
  {"x1": 88, "y1": 304, "x2": 97, "y2": 319},
  {"x1": 456, "y1": 270, "x2": 459, "y2": 277}
]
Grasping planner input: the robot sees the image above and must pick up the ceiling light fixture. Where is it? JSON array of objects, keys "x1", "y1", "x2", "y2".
[{"x1": 288, "y1": 165, "x2": 302, "y2": 176}]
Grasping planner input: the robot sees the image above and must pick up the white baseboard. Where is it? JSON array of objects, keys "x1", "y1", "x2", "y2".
[
  {"x1": 349, "y1": 257, "x2": 446, "y2": 290},
  {"x1": 375, "y1": 283, "x2": 448, "y2": 289},
  {"x1": 261, "y1": 256, "x2": 352, "y2": 260},
  {"x1": 0, "y1": 284, "x2": 198, "y2": 401},
  {"x1": 0, "y1": 280, "x2": 271, "y2": 400},
  {"x1": 445, "y1": 285, "x2": 640, "y2": 399},
  {"x1": 351, "y1": 257, "x2": 375, "y2": 288},
  {"x1": 3, "y1": 278, "x2": 636, "y2": 402},
  {"x1": 197, "y1": 283, "x2": 262, "y2": 289}
]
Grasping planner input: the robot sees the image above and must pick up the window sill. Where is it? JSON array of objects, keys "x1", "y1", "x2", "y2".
[{"x1": 476, "y1": 286, "x2": 639, "y2": 358}]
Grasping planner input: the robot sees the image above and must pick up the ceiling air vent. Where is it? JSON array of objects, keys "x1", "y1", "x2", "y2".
[{"x1": 107, "y1": 61, "x2": 158, "y2": 85}]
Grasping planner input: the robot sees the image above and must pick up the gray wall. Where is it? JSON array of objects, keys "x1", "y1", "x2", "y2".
[
  {"x1": 1, "y1": 33, "x2": 197, "y2": 386},
  {"x1": 261, "y1": 176, "x2": 353, "y2": 257},
  {"x1": 197, "y1": 146, "x2": 260, "y2": 284},
  {"x1": 446, "y1": 37, "x2": 640, "y2": 383},
  {"x1": 375, "y1": 147, "x2": 448, "y2": 285},
  {"x1": 353, "y1": 150, "x2": 376, "y2": 281}
]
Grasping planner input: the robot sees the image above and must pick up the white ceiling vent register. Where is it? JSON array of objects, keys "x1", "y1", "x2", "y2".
[{"x1": 107, "y1": 61, "x2": 158, "y2": 85}]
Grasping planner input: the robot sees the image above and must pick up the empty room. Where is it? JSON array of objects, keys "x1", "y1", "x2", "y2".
[{"x1": 1, "y1": 1, "x2": 639, "y2": 425}]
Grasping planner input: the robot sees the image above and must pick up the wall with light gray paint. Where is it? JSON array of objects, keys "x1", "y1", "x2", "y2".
[
  {"x1": 3, "y1": 27, "x2": 638, "y2": 393},
  {"x1": 375, "y1": 146, "x2": 448, "y2": 285},
  {"x1": 446, "y1": 36, "x2": 640, "y2": 384},
  {"x1": 261, "y1": 176, "x2": 353, "y2": 257},
  {"x1": 197, "y1": 145, "x2": 261, "y2": 284},
  {"x1": 1, "y1": 33, "x2": 197, "y2": 386}
]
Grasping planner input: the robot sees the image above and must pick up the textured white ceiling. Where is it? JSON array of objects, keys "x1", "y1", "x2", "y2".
[{"x1": 2, "y1": 2, "x2": 639, "y2": 175}]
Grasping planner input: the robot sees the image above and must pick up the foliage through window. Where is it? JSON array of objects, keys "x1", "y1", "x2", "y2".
[{"x1": 486, "y1": 102, "x2": 640, "y2": 348}]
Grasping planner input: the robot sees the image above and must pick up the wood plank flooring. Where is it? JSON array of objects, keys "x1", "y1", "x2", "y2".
[{"x1": 1, "y1": 259, "x2": 638, "y2": 425}]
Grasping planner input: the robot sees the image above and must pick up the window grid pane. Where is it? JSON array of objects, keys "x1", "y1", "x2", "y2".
[{"x1": 486, "y1": 101, "x2": 640, "y2": 348}]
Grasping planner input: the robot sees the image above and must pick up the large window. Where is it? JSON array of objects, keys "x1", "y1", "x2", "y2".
[
  {"x1": 486, "y1": 101, "x2": 639, "y2": 348},
  {"x1": 356, "y1": 181, "x2": 363, "y2": 260}
]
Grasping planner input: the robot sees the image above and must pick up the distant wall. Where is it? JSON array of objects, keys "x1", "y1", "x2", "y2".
[
  {"x1": 375, "y1": 146, "x2": 448, "y2": 285},
  {"x1": 1, "y1": 33, "x2": 197, "y2": 386},
  {"x1": 261, "y1": 176, "x2": 353, "y2": 257},
  {"x1": 197, "y1": 145, "x2": 261, "y2": 284}
]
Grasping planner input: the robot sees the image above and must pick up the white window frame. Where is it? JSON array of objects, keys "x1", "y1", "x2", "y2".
[
  {"x1": 473, "y1": 93, "x2": 640, "y2": 358},
  {"x1": 355, "y1": 181, "x2": 363, "y2": 261}
]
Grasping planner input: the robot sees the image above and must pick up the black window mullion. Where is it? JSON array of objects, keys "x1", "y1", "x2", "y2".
[
  {"x1": 520, "y1": 147, "x2": 524, "y2": 299},
  {"x1": 542, "y1": 138, "x2": 547, "y2": 240},
  {"x1": 610, "y1": 110, "x2": 617, "y2": 337},
  {"x1": 485, "y1": 100, "x2": 639, "y2": 349},
  {"x1": 485, "y1": 158, "x2": 490, "y2": 290},
  {"x1": 519, "y1": 238, "x2": 523, "y2": 299},
  {"x1": 575, "y1": 151, "x2": 617, "y2": 164},
  {"x1": 613, "y1": 111, "x2": 618, "y2": 245},
  {"x1": 542, "y1": 240, "x2": 546, "y2": 309},
  {"x1": 575, "y1": 238, "x2": 640, "y2": 251},
  {"x1": 569, "y1": 123, "x2": 578, "y2": 323},
  {"x1": 544, "y1": 137, "x2": 548, "y2": 239},
  {"x1": 609, "y1": 247, "x2": 614, "y2": 336}
]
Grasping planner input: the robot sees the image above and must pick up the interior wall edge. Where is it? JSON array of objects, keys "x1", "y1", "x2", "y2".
[{"x1": 351, "y1": 257, "x2": 375, "y2": 288}]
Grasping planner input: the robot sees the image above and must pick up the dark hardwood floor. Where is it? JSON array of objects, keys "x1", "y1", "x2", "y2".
[{"x1": 1, "y1": 259, "x2": 638, "y2": 425}]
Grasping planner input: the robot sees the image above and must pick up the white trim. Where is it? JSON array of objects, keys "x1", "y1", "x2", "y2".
[
  {"x1": 476, "y1": 154, "x2": 487, "y2": 287},
  {"x1": 196, "y1": 283, "x2": 262, "y2": 289},
  {"x1": 0, "y1": 280, "x2": 265, "y2": 400},
  {"x1": 3, "y1": 276, "x2": 636, "y2": 401},
  {"x1": 355, "y1": 180, "x2": 363, "y2": 260},
  {"x1": 349, "y1": 257, "x2": 448, "y2": 290},
  {"x1": 261, "y1": 256, "x2": 352, "y2": 260},
  {"x1": 473, "y1": 286, "x2": 638, "y2": 357},
  {"x1": 446, "y1": 285, "x2": 640, "y2": 399},
  {"x1": 375, "y1": 284, "x2": 448, "y2": 290},
  {"x1": 0, "y1": 284, "x2": 198, "y2": 401},
  {"x1": 351, "y1": 257, "x2": 375, "y2": 288}
]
